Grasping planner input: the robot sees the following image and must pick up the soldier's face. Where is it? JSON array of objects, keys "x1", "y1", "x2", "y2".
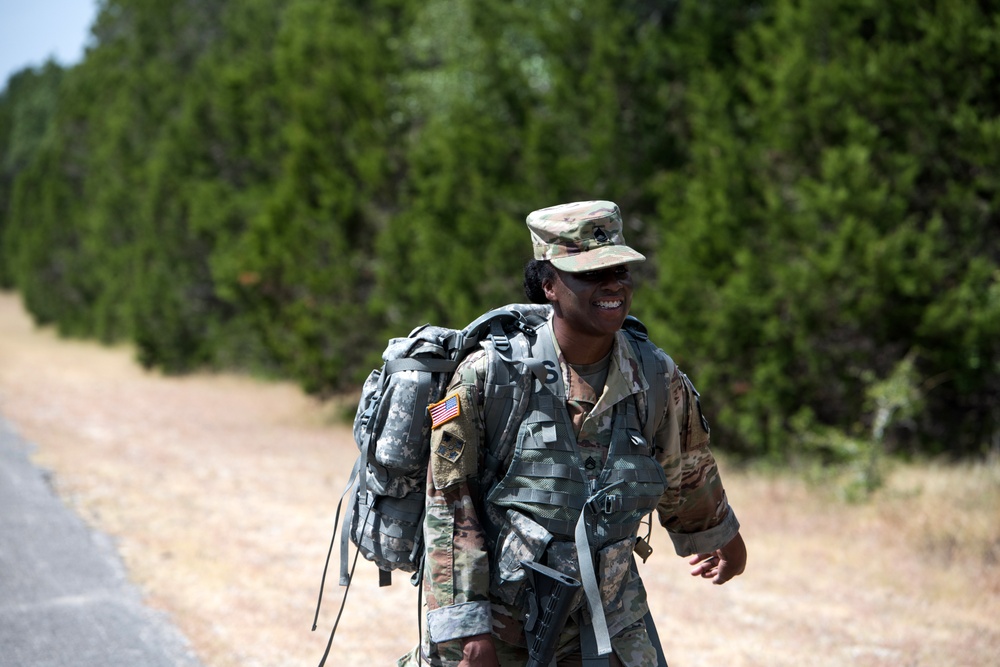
[{"x1": 544, "y1": 264, "x2": 634, "y2": 339}]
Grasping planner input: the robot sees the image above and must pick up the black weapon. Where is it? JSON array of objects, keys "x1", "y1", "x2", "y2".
[{"x1": 521, "y1": 560, "x2": 582, "y2": 667}]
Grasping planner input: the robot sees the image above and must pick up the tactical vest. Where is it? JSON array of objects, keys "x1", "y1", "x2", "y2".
[{"x1": 481, "y1": 322, "x2": 670, "y2": 654}]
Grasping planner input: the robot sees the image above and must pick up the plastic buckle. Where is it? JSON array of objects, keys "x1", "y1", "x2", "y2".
[{"x1": 603, "y1": 495, "x2": 621, "y2": 514}]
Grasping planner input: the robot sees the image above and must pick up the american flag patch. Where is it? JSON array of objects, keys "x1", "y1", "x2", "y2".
[{"x1": 428, "y1": 393, "x2": 461, "y2": 429}]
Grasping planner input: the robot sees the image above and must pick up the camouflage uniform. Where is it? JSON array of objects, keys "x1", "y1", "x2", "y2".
[{"x1": 398, "y1": 201, "x2": 740, "y2": 666}]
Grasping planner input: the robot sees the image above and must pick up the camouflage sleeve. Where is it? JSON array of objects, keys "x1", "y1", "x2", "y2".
[
  {"x1": 424, "y1": 352, "x2": 493, "y2": 645},
  {"x1": 653, "y1": 361, "x2": 740, "y2": 556}
]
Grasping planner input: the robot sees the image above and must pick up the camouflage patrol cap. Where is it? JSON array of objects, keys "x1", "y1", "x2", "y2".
[{"x1": 526, "y1": 200, "x2": 646, "y2": 272}]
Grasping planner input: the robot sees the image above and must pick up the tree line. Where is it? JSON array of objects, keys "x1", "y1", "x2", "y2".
[{"x1": 1, "y1": 0, "x2": 997, "y2": 461}]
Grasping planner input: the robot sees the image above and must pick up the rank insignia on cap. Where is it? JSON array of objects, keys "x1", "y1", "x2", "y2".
[
  {"x1": 435, "y1": 432, "x2": 465, "y2": 462},
  {"x1": 428, "y1": 393, "x2": 461, "y2": 429}
]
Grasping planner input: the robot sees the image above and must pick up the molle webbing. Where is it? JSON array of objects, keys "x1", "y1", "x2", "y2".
[
  {"x1": 488, "y1": 395, "x2": 665, "y2": 541},
  {"x1": 523, "y1": 391, "x2": 563, "y2": 422}
]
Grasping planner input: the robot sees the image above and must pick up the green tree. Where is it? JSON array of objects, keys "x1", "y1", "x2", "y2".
[
  {"x1": 652, "y1": 0, "x2": 1000, "y2": 458},
  {"x1": 131, "y1": 0, "x2": 283, "y2": 372},
  {"x1": 373, "y1": 0, "x2": 703, "y2": 330},
  {"x1": 3, "y1": 0, "x2": 997, "y2": 460},
  {"x1": 2, "y1": 66, "x2": 95, "y2": 328},
  {"x1": 4, "y1": 0, "x2": 229, "y2": 343},
  {"x1": 0, "y1": 62, "x2": 66, "y2": 286},
  {"x1": 369, "y1": 0, "x2": 530, "y2": 336},
  {"x1": 211, "y1": 0, "x2": 406, "y2": 391}
]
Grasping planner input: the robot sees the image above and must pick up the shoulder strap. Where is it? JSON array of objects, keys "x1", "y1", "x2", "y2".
[
  {"x1": 622, "y1": 316, "x2": 673, "y2": 446},
  {"x1": 465, "y1": 304, "x2": 551, "y2": 384},
  {"x1": 478, "y1": 316, "x2": 548, "y2": 487}
]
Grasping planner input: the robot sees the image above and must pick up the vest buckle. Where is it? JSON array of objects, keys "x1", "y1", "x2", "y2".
[{"x1": 603, "y1": 494, "x2": 622, "y2": 514}]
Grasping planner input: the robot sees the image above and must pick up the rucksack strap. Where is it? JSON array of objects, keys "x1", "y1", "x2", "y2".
[
  {"x1": 574, "y1": 476, "x2": 627, "y2": 658},
  {"x1": 379, "y1": 357, "x2": 460, "y2": 454},
  {"x1": 479, "y1": 321, "x2": 551, "y2": 487},
  {"x1": 383, "y1": 357, "x2": 459, "y2": 374},
  {"x1": 622, "y1": 318, "x2": 672, "y2": 446},
  {"x1": 311, "y1": 457, "x2": 364, "y2": 667}
]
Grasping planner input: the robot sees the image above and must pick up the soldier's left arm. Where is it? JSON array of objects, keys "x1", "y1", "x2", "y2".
[{"x1": 653, "y1": 363, "x2": 742, "y2": 561}]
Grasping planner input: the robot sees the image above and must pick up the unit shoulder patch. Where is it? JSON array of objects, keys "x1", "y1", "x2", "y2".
[{"x1": 434, "y1": 431, "x2": 465, "y2": 462}]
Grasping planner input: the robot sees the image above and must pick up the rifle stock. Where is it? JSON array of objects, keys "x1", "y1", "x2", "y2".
[{"x1": 521, "y1": 560, "x2": 582, "y2": 667}]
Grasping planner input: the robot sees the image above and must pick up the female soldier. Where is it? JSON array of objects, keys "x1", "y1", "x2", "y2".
[{"x1": 402, "y1": 201, "x2": 746, "y2": 667}]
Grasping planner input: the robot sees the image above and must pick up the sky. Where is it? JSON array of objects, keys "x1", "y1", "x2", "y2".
[{"x1": 0, "y1": 0, "x2": 99, "y2": 87}]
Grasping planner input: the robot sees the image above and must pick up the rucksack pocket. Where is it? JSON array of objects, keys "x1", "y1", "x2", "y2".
[{"x1": 350, "y1": 486, "x2": 424, "y2": 572}]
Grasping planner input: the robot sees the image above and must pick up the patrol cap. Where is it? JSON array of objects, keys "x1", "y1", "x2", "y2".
[{"x1": 526, "y1": 200, "x2": 646, "y2": 272}]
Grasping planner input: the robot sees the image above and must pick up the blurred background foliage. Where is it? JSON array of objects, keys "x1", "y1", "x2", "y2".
[{"x1": 1, "y1": 0, "x2": 997, "y2": 461}]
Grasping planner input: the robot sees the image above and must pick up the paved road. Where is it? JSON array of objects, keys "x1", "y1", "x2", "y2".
[{"x1": 0, "y1": 416, "x2": 204, "y2": 667}]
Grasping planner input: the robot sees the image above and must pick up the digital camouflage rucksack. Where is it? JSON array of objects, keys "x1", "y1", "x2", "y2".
[{"x1": 311, "y1": 304, "x2": 552, "y2": 662}]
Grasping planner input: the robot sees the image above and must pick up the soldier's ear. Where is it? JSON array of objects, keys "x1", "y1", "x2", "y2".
[{"x1": 542, "y1": 273, "x2": 560, "y2": 303}]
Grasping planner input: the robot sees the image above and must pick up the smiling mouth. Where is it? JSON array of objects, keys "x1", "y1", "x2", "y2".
[{"x1": 595, "y1": 299, "x2": 624, "y2": 310}]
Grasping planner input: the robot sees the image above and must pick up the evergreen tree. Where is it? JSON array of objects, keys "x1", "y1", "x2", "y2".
[
  {"x1": 2, "y1": 0, "x2": 997, "y2": 457},
  {"x1": 652, "y1": 0, "x2": 1000, "y2": 457},
  {"x1": 132, "y1": 0, "x2": 283, "y2": 372},
  {"x1": 370, "y1": 0, "x2": 530, "y2": 334},
  {"x1": 3, "y1": 64, "x2": 95, "y2": 329},
  {"x1": 0, "y1": 62, "x2": 65, "y2": 287},
  {"x1": 4, "y1": 0, "x2": 228, "y2": 342},
  {"x1": 373, "y1": 0, "x2": 697, "y2": 329},
  {"x1": 215, "y1": 0, "x2": 405, "y2": 391}
]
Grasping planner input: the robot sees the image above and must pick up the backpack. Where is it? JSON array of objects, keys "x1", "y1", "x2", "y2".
[
  {"x1": 310, "y1": 304, "x2": 550, "y2": 659},
  {"x1": 311, "y1": 304, "x2": 670, "y2": 664}
]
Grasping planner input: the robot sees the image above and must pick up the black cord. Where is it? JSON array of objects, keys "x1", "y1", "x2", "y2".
[
  {"x1": 311, "y1": 477, "x2": 356, "y2": 630},
  {"x1": 316, "y1": 545, "x2": 362, "y2": 667}
]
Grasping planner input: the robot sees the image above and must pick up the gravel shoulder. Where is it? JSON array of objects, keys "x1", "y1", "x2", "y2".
[{"x1": 0, "y1": 290, "x2": 996, "y2": 666}]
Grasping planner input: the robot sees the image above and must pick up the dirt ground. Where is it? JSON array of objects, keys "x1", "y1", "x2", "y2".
[{"x1": 1, "y1": 290, "x2": 997, "y2": 667}]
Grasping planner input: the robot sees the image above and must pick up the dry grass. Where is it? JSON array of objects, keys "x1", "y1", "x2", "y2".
[
  {"x1": 1, "y1": 290, "x2": 997, "y2": 666},
  {"x1": 876, "y1": 462, "x2": 1000, "y2": 570}
]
